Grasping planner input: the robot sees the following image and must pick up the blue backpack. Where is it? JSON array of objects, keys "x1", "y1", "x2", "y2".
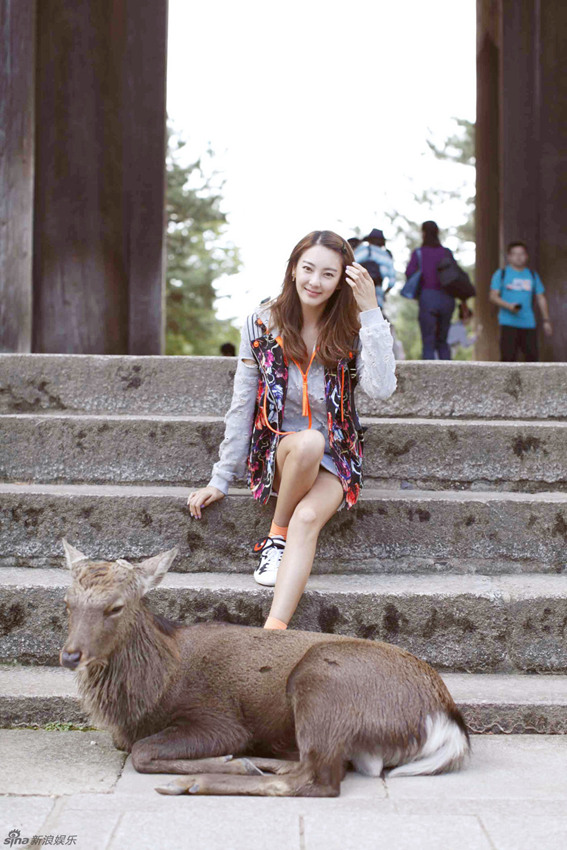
[{"x1": 401, "y1": 249, "x2": 422, "y2": 299}]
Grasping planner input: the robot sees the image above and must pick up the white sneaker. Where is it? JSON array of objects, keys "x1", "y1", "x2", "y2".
[{"x1": 253, "y1": 535, "x2": 286, "y2": 586}]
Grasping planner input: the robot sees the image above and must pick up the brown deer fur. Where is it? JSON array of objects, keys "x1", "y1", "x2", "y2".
[{"x1": 60, "y1": 540, "x2": 470, "y2": 797}]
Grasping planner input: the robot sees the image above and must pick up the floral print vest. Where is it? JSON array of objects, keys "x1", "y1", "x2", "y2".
[{"x1": 246, "y1": 315, "x2": 366, "y2": 509}]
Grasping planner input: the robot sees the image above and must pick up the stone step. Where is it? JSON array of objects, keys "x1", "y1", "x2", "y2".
[
  {"x1": 1, "y1": 483, "x2": 566, "y2": 575},
  {"x1": 1, "y1": 414, "x2": 566, "y2": 489},
  {"x1": 2, "y1": 568, "x2": 567, "y2": 673},
  {"x1": 1, "y1": 354, "x2": 565, "y2": 419},
  {"x1": 1, "y1": 663, "x2": 566, "y2": 734}
]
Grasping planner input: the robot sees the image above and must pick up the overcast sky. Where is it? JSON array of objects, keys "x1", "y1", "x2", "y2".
[{"x1": 167, "y1": 0, "x2": 476, "y2": 324}]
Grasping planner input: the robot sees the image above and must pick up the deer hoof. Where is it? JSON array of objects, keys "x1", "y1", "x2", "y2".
[{"x1": 155, "y1": 777, "x2": 193, "y2": 796}]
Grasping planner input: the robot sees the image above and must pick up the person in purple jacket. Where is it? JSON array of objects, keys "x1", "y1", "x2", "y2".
[{"x1": 405, "y1": 221, "x2": 456, "y2": 359}]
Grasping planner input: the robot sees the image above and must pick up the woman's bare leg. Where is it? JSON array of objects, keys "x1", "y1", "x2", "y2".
[
  {"x1": 268, "y1": 469, "x2": 344, "y2": 625},
  {"x1": 271, "y1": 431, "x2": 326, "y2": 527}
]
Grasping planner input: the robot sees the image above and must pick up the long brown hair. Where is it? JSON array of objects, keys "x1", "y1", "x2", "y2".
[{"x1": 269, "y1": 230, "x2": 360, "y2": 368}]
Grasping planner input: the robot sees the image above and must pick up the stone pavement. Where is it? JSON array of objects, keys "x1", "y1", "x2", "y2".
[{"x1": 1, "y1": 731, "x2": 567, "y2": 850}]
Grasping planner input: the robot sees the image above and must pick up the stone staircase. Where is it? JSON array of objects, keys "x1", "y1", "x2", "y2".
[{"x1": 0, "y1": 355, "x2": 566, "y2": 733}]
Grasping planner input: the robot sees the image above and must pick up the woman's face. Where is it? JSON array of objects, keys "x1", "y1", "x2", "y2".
[{"x1": 294, "y1": 245, "x2": 343, "y2": 310}]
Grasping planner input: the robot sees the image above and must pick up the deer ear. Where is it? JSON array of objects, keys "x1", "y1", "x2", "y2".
[
  {"x1": 62, "y1": 538, "x2": 89, "y2": 570},
  {"x1": 134, "y1": 548, "x2": 179, "y2": 595}
]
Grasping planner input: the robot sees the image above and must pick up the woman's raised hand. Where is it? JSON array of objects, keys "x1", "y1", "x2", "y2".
[
  {"x1": 345, "y1": 262, "x2": 379, "y2": 313},
  {"x1": 187, "y1": 485, "x2": 224, "y2": 519}
]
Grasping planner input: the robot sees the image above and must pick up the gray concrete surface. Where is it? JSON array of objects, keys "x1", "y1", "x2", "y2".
[
  {"x1": 2, "y1": 414, "x2": 566, "y2": 489},
  {"x1": 0, "y1": 730, "x2": 125, "y2": 794},
  {"x1": 1, "y1": 354, "x2": 565, "y2": 419},
  {"x1": 2, "y1": 568, "x2": 567, "y2": 672},
  {"x1": 1, "y1": 733, "x2": 566, "y2": 849},
  {"x1": 1, "y1": 483, "x2": 566, "y2": 573},
  {"x1": 2, "y1": 664, "x2": 567, "y2": 733}
]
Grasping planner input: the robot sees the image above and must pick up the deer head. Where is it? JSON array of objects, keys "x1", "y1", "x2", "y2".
[{"x1": 60, "y1": 539, "x2": 178, "y2": 671}]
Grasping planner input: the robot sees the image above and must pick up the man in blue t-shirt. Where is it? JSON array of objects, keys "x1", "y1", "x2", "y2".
[{"x1": 489, "y1": 241, "x2": 553, "y2": 361}]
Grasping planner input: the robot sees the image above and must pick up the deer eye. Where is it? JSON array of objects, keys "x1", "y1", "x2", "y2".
[{"x1": 106, "y1": 604, "x2": 124, "y2": 616}]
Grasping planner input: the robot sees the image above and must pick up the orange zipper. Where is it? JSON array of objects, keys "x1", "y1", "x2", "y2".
[
  {"x1": 260, "y1": 343, "x2": 318, "y2": 435},
  {"x1": 289, "y1": 347, "x2": 318, "y2": 429}
]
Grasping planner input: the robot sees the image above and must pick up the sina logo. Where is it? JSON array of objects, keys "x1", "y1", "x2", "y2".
[{"x1": 4, "y1": 830, "x2": 29, "y2": 847}]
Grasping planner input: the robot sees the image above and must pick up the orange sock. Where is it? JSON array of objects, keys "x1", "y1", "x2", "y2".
[
  {"x1": 264, "y1": 616, "x2": 288, "y2": 630},
  {"x1": 269, "y1": 522, "x2": 288, "y2": 539}
]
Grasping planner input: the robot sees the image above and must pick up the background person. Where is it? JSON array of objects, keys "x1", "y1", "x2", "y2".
[
  {"x1": 405, "y1": 221, "x2": 456, "y2": 360},
  {"x1": 354, "y1": 228, "x2": 396, "y2": 309},
  {"x1": 489, "y1": 241, "x2": 552, "y2": 361},
  {"x1": 186, "y1": 230, "x2": 397, "y2": 631},
  {"x1": 445, "y1": 302, "x2": 479, "y2": 358}
]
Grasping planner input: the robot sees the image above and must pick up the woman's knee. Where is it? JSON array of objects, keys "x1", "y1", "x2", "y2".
[
  {"x1": 289, "y1": 431, "x2": 325, "y2": 467},
  {"x1": 290, "y1": 503, "x2": 321, "y2": 533}
]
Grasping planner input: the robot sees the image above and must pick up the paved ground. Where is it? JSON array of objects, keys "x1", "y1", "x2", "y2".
[{"x1": 1, "y1": 732, "x2": 567, "y2": 849}]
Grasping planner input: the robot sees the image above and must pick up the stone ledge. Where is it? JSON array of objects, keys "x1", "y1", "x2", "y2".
[
  {"x1": 1, "y1": 484, "x2": 566, "y2": 573},
  {"x1": 1, "y1": 355, "x2": 566, "y2": 419},
  {"x1": 2, "y1": 665, "x2": 567, "y2": 734},
  {"x1": 1, "y1": 415, "x2": 566, "y2": 487},
  {"x1": 2, "y1": 569, "x2": 567, "y2": 672}
]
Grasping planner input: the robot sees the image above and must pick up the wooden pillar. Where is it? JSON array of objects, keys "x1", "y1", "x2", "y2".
[
  {"x1": 476, "y1": 0, "x2": 567, "y2": 361},
  {"x1": 537, "y1": 1, "x2": 567, "y2": 361},
  {"x1": 32, "y1": 0, "x2": 168, "y2": 354},
  {"x1": 500, "y1": 0, "x2": 540, "y2": 259},
  {"x1": 475, "y1": 0, "x2": 500, "y2": 361},
  {"x1": 0, "y1": 0, "x2": 36, "y2": 352}
]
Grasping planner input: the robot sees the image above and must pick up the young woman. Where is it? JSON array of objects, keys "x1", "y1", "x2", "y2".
[
  {"x1": 405, "y1": 220, "x2": 456, "y2": 360},
  {"x1": 187, "y1": 230, "x2": 397, "y2": 630}
]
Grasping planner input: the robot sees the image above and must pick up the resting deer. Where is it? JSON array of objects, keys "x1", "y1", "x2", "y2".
[{"x1": 59, "y1": 540, "x2": 470, "y2": 797}]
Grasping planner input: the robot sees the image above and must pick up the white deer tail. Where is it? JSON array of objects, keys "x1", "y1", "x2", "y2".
[{"x1": 388, "y1": 713, "x2": 470, "y2": 778}]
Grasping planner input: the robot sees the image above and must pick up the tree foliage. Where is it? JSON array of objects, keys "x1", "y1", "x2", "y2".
[{"x1": 165, "y1": 131, "x2": 241, "y2": 355}]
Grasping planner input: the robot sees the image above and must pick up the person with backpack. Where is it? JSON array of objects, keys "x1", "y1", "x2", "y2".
[
  {"x1": 489, "y1": 241, "x2": 553, "y2": 362},
  {"x1": 405, "y1": 221, "x2": 458, "y2": 359},
  {"x1": 186, "y1": 230, "x2": 397, "y2": 630},
  {"x1": 354, "y1": 228, "x2": 396, "y2": 309}
]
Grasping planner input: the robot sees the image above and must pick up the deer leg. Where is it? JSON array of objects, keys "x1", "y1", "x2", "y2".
[
  {"x1": 155, "y1": 757, "x2": 342, "y2": 797},
  {"x1": 236, "y1": 756, "x2": 302, "y2": 775},
  {"x1": 131, "y1": 724, "x2": 252, "y2": 775},
  {"x1": 170, "y1": 755, "x2": 302, "y2": 776}
]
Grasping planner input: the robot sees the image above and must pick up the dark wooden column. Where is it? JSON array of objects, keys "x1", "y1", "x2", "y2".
[
  {"x1": 32, "y1": 0, "x2": 168, "y2": 354},
  {"x1": 476, "y1": 0, "x2": 567, "y2": 361},
  {"x1": 0, "y1": 0, "x2": 36, "y2": 352},
  {"x1": 537, "y1": 2, "x2": 567, "y2": 361},
  {"x1": 475, "y1": 0, "x2": 500, "y2": 361}
]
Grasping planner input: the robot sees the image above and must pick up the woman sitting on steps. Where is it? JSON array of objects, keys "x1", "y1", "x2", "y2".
[{"x1": 187, "y1": 230, "x2": 397, "y2": 630}]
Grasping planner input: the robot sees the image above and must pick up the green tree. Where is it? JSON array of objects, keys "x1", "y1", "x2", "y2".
[{"x1": 166, "y1": 131, "x2": 241, "y2": 355}]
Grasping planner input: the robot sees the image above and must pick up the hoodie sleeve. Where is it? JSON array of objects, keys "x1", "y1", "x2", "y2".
[
  {"x1": 355, "y1": 307, "x2": 397, "y2": 400},
  {"x1": 207, "y1": 315, "x2": 260, "y2": 495}
]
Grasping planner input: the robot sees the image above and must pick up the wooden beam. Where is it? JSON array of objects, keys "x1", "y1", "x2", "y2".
[
  {"x1": 32, "y1": 0, "x2": 167, "y2": 353},
  {"x1": 537, "y1": 0, "x2": 567, "y2": 361},
  {"x1": 0, "y1": 0, "x2": 35, "y2": 352},
  {"x1": 475, "y1": 0, "x2": 500, "y2": 361},
  {"x1": 476, "y1": 0, "x2": 567, "y2": 361}
]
